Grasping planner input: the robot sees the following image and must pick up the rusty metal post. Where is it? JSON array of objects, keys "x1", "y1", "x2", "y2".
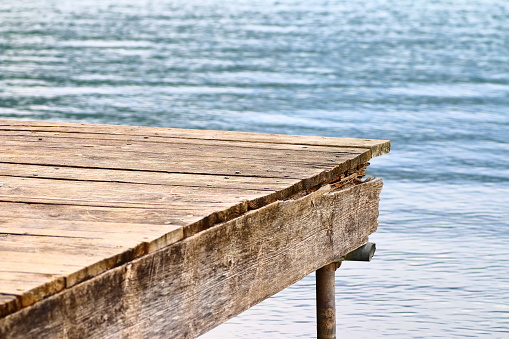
[
  {"x1": 316, "y1": 243, "x2": 376, "y2": 338},
  {"x1": 316, "y1": 261, "x2": 341, "y2": 339}
]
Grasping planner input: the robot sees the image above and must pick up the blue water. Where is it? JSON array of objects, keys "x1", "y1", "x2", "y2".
[{"x1": 1, "y1": 0, "x2": 508, "y2": 337}]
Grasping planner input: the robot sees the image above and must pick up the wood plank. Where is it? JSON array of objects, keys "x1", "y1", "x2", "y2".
[
  {"x1": 0, "y1": 119, "x2": 390, "y2": 157},
  {"x1": 0, "y1": 199, "x2": 265, "y2": 240},
  {"x1": 0, "y1": 159, "x2": 371, "y2": 216},
  {"x1": 0, "y1": 143, "x2": 363, "y2": 169},
  {"x1": 0, "y1": 251, "x2": 116, "y2": 278},
  {"x1": 0, "y1": 162, "x2": 366, "y2": 212},
  {"x1": 0, "y1": 175, "x2": 272, "y2": 207},
  {"x1": 0, "y1": 233, "x2": 144, "y2": 251},
  {"x1": 0, "y1": 233, "x2": 146, "y2": 268},
  {"x1": 0, "y1": 133, "x2": 368, "y2": 158},
  {"x1": 0, "y1": 163, "x2": 297, "y2": 190},
  {"x1": 0, "y1": 146, "x2": 361, "y2": 179},
  {"x1": 0, "y1": 178, "x2": 273, "y2": 232},
  {"x1": 0, "y1": 218, "x2": 177, "y2": 238},
  {"x1": 0, "y1": 217, "x2": 185, "y2": 302},
  {"x1": 0, "y1": 178, "x2": 383, "y2": 338},
  {"x1": 0, "y1": 225, "x2": 182, "y2": 252},
  {"x1": 0, "y1": 161, "x2": 368, "y2": 234},
  {"x1": 0, "y1": 201, "x2": 228, "y2": 228}
]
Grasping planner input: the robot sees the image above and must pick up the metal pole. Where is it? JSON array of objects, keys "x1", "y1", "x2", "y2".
[
  {"x1": 315, "y1": 243, "x2": 375, "y2": 338},
  {"x1": 316, "y1": 261, "x2": 340, "y2": 339}
]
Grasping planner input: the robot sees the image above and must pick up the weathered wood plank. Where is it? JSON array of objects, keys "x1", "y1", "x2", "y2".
[
  {"x1": 0, "y1": 227, "x2": 184, "y2": 256},
  {"x1": 0, "y1": 201, "x2": 224, "y2": 228},
  {"x1": 0, "y1": 146, "x2": 362, "y2": 175},
  {"x1": 0, "y1": 175, "x2": 271, "y2": 207},
  {"x1": 0, "y1": 162, "x2": 367, "y2": 214},
  {"x1": 0, "y1": 158, "x2": 369, "y2": 214},
  {"x1": 0, "y1": 233, "x2": 143, "y2": 254},
  {"x1": 0, "y1": 130, "x2": 368, "y2": 152},
  {"x1": 0, "y1": 147, "x2": 363, "y2": 179},
  {"x1": 0, "y1": 198, "x2": 278, "y2": 239},
  {"x1": 0, "y1": 163, "x2": 297, "y2": 190},
  {"x1": 0, "y1": 178, "x2": 383, "y2": 338},
  {"x1": 0, "y1": 234, "x2": 145, "y2": 292},
  {"x1": 0, "y1": 135, "x2": 367, "y2": 160},
  {"x1": 0, "y1": 192, "x2": 256, "y2": 237},
  {"x1": 0, "y1": 248, "x2": 136, "y2": 296},
  {"x1": 0, "y1": 240, "x2": 144, "y2": 305},
  {"x1": 0, "y1": 119, "x2": 390, "y2": 157},
  {"x1": 0, "y1": 218, "x2": 177, "y2": 238}
]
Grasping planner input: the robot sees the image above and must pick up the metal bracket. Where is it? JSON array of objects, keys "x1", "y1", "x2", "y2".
[{"x1": 338, "y1": 242, "x2": 376, "y2": 262}]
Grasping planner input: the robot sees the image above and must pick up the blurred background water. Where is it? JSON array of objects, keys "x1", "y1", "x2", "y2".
[{"x1": 1, "y1": 0, "x2": 508, "y2": 337}]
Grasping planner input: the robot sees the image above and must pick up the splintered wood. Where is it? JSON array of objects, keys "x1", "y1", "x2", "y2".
[{"x1": 0, "y1": 120, "x2": 390, "y2": 338}]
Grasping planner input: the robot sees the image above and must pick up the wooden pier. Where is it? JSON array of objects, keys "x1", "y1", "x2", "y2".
[{"x1": 0, "y1": 119, "x2": 389, "y2": 338}]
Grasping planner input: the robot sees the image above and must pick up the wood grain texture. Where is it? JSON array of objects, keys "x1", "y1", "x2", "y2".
[
  {"x1": 0, "y1": 163, "x2": 297, "y2": 190},
  {"x1": 0, "y1": 119, "x2": 390, "y2": 333},
  {"x1": 0, "y1": 146, "x2": 364, "y2": 179},
  {"x1": 0, "y1": 179, "x2": 383, "y2": 339},
  {"x1": 0, "y1": 138, "x2": 367, "y2": 164},
  {"x1": 0, "y1": 119, "x2": 390, "y2": 157}
]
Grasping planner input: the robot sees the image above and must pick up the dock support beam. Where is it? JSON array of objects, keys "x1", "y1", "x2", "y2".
[{"x1": 316, "y1": 243, "x2": 376, "y2": 339}]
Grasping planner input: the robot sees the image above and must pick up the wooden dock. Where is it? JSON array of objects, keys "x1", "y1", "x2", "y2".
[{"x1": 0, "y1": 119, "x2": 389, "y2": 338}]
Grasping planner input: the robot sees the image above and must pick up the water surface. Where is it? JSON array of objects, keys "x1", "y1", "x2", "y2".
[{"x1": 1, "y1": 0, "x2": 508, "y2": 337}]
